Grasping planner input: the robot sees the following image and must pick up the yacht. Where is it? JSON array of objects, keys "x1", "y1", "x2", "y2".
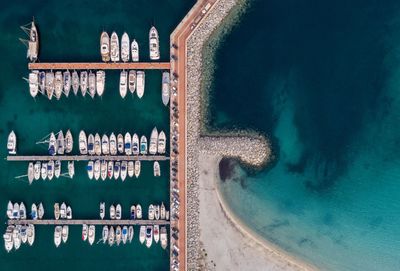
[
  {"x1": 54, "y1": 160, "x2": 61, "y2": 178},
  {"x1": 148, "y1": 204, "x2": 155, "y2": 220},
  {"x1": 80, "y1": 71, "x2": 88, "y2": 96},
  {"x1": 153, "y1": 225, "x2": 160, "y2": 243},
  {"x1": 102, "y1": 225, "x2": 109, "y2": 244},
  {"x1": 110, "y1": 32, "x2": 120, "y2": 62},
  {"x1": 54, "y1": 226, "x2": 62, "y2": 247},
  {"x1": 134, "y1": 160, "x2": 141, "y2": 178},
  {"x1": 136, "y1": 71, "x2": 145, "y2": 98},
  {"x1": 128, "y1": 70, "x2": 136, "y2": 93},
  {"x1": 54, "y1": 71, "x2": 63, "y2": 100},
  {"x1": 41, "y1": 162, "x2": 47, "y2": 180},
  {"x1": 79, "y1": 130, "x2": 88, "y2": 154},
  {"x1": 88, "y1": 71, "x2": 96, "y2": 98},
  {"x1": 162, "y1": 71, "x2": 170, "y2": 105},
  {"x1": 27, "y1": 162, "x2": 34, "y2": 184},
  {"x1": 149, "y1": 127, "x2": 158, "y2": 155},
  {"x1": 38, "y1": 202, "x2": 44, "y2": 219},
  {"x1": 121, "y1": 32, "x2": 130, "y2": 62},
  {"x1": 119, "y1": 70, "x2": 128, "y2": 98},
  {"x1": 3, "y1": 226, "x2": 14, "y2": 252},
  {"x1": 39, "y1": 71, "x2": 45, "y2": 93},
  {"x1": 82, "y1": 224, "x2": 88, "y2": 241},
  {"x1": 130, "y1": 205, "x2": 136, "y2": 219},
  {"x1": 20, "y1": 202, "x2": 26, "y2": 219},
  {"x1": 60, "y1": 202, "x2": 67, "y2": 219},
  {"x1": 115, "y1": 226, "x2": 122, "y2": 246},
  {"x1": 94, "y1": 133, "x2": 101, "y2": 155},
  {"x1": 7, "y1": 131, "x2": 17, "y2": 155},
  {"x1": 68, "y1": 161, "x2": 75, "y2": 178},
  {"x1": 63, "y1": 70, "x2": 71, "y2": 97},
  {"x1": 94, "y1": 160, "x2": 101, "y2": 180},
  {"x1": 72, "y1": 70, "x2": 79, "y2": 95},
  {"x1": 34, "y1": 161, "x2": 41, "y2": 181},
  {"x1": 7, "y1": 201, "x2": 13, "y2": 219},
  {"x1": 131, "y1": 39, "x2": 139, "y2": 61},
  {"x1": 20, "y1": 226, "x2": 27, "y2": 245},
  {"x1": 149, "y1": 26, "x2": 160, "y2": 60},
  {"x1": 136, "y1": 204, "x2": 142, "y2": 219},
  {"x1": 110, "y1": 204, "x2": 116, "y2": 220},
  {"x1": 140, "y1": 135, "x2": 148, "y2": 154},
  {"x1": 57, "y1": 130, "x2": 64, "y2": 155},
  {"x1": 160, "y1": 202, "x2": 166, "y2": 220},
  {"x1": 107, "y1": 161, "x2": 114, "y2": 179},
  {"x1": 160, "y1": 226, "x2": 168, "y2": 249},
  {"x1": 132, "y1": 133, "x2": 139, "y2": 155},
  {"x1": 47, "y1": 160, "x2": 54, "y2": 180},
  {"x1": 100, "y1": 31, "x2": 110, "y2": 62},
  {"x1": 114, "y1": 161, "x2": 121, "y2": 179},
  {"x1": 145, "y1": 226, "x2": 153, "y2": 248},
  {"x1": 116, "y1": 204, "x2": 122, "y2": 220},
  {"x1": 124, "y1": 132, "x2": 132, "y2": 155},
  {"x1": 66, "y1": 206, "x2": 72, "y2": 219},
  {"x1": 96, "y1": 70, "x2": 105, "y2": 96},
  {"x1": 62, "y1": 225, "x2": 69, "y2": 243},
  {"x1": 29, "y1": 70, "x2": 39, "y2": 97},
  {"x1": 139, "y1": 225, "x2": 145, "y2": 244},
  {"x1": 31, "y1": 203, "x2": 38, "y2": 220},
  {"x1": 127, "y1": 161, "x2": 134, "y2": 178},
  {"x1": 101, "y1": 160, "x2": 107, "y2": 180},
  {"x1": 27, "y1": 224, "x2": 35, "y2": 246},
  {"x1": 88, "y1": 134, "x2": 94, "y2": 155},
  {"x1": 122, "y1": 226, "x2": 128, "y2": 244},
  {"x1": 109, "y1": 133, "x2": 117, "y2": 155},
  {"x1": 88, "y1": 225, "x2": 95, "y2": 245},
  {"x1": 65, "y1": 129, "x2": 73, "y2": 153},
  {"x1": 22, "y1": 20, "x2": 39, "y2": 62},
  {"x1": 153, "y1": 161, "x2": 161, "y2": 177},
  {"x1": 108, "y1": 226, "x2": 115, "y2": 246},
  {"x1": 117, "y1": 134, "x2": 124, "y2": 154},
  {"x1": 120, "y1": 161, "x2": 127, "y2": 181},
  {"x1": 100, "y1": 202, "x2": 105, "y2": 219},
  {"x1": 87, "y1": 161, "x2": 94, "y2": 179},
  {"x1": 128, "y1": 226, "x2": 134, "y2": 243},
  {"x1": 101, "y1": 134, "x2": 110, "y2": 155},
  {"x1": 13, "y1": 225, "x2": 21, "y2": 250},
  {"x1": 45, "y1": 71, "x2": 54, "y2": 99},
  {"x1": 48, "y1": 132, "x2": 57, "y2": 156},
  {"x1": 155, "y1": 205, "x2": 160, "y2": 220}
]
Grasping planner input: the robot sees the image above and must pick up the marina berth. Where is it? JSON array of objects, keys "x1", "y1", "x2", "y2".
[
  {"x1": 121, "y1": 32, "x2": 130, "y2": 62},
  {"x1": 157, "y1": 131, "x2": 166, "y2": 154},
  {"x1": 100, "y1": 31, "x2": 110, "y2": 62},
  {"x1": 117, "y1": 134, "x2": 124, "y2": 154},
  {"x1": 88, "y1": 134, "x2": 94, "y2": 155},
  {"x1": 63, "y1": 70, "x2": 71, "y2": 97},
  {"x1": 96, "y1": 70, "x2": 105, "y2": 96},
  {"x1": 7, "y1": 131, "x2": 17, "y2": 155},
  {"x1": 54, "y1": 71, "x2": 63, "y2": 100},
  {"x1": 109, "y1": 133, "x2": 117, "y2": 155},
  {"x1": 39, "y1": 71, "x2": 45, "y2": 93},
  {"x1": 119, "y1": 70, "x2": 128, "y2": 98},
  {"x1": 88, "y1": 71, "x2": 96, "y2": 98},
  {"x1": 72, "y1": 70, "x2": 79, "y2": 95},
  {"x1": 79, "y1": 130, "x2": 88, "y2": 154},
  {"x1": 140, "y1": 135, "x2": 148, "y2": 154},
  {"x1": 149, "y1": 26, "x2": 160, "y2": 60},
  {"x1": 124, "y1": 132, "x2": 132, "y2": 155},
  {"x1": 65, "y1": 130, "x2": 73, "y2": 153},
  {"x1": 45, "y1": 71, "x2": 54, "y2": 99},
  {"x1": 149, "y1": 127, "x2": 158, "y2": 155},
  {"x1": 80, "y1": 71, "x2": 88, "y2": 96},
  {"x1": 28, "y1": 70, "x2": 39, "y2": 97},
  {"x1": 132, "y1": 133, "x2": 139, "y2": 155},
  {"x1": 161, "y1": 71, "x2": 170, "y2": 105},
  {"x1": 131, "y1": 39, "x2": 139, "y2": 62},
  {"x1": 136, "y1": 71, "x2": 145, "y2": 98},
  {"x1": 128, "y1": 70, "x2": 136, "y2": 93},
  {"x1": 110, "y1": 32, "x2": 120, "y2": 62}
]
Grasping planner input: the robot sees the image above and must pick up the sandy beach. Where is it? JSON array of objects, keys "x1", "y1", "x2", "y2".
[{"x1": 198, "y1": 153, "x2": 316, "y2": 271}]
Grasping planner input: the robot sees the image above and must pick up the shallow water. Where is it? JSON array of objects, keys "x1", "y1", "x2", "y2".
[
  {"x1": 211, "y1": 0, "x2": 400, "y2": 270},
  {"x1": 0, "y1": 0, "x2": 194, "y2": 270}
]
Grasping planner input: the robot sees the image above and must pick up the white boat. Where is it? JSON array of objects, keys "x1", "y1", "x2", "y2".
[
  {"x1": 109, "y1": 204, "x2": 116, "y2": 220},
  {"x1": 140, "y1": 135, "x2": 148, "y2": 154},
  {"x1": 7, "y1": 201, "x2": 13, "y2": 219},
  {"x1": 54, "y1": 71, "x2": 63, "y2": 100},
  {"x1": 100, "y1": 202, "x2": 105, "y2": 219},
  {"x1": 124, "y1": 132, "x2": 131, "y2": 155},
  {"x1": 80, "y1": 71, "x2": 88, "y2": 96},
  {"x1": 160, "y1": 202, "x2": 166, "y2": 220},
  {"x1": 117, "y1": 134, "x2": 124, "y2": 154},
  {"x1": 66, "y1": 206, "x2": 72, "y2": 219},
  {"x1": 128, "y1": 226, "x2": 134, "y2": 243},
  {"x1": 54, "y1": 226, "x2": 62, "y2": 247},
  {"x1": 115, "y1": 226, "x2": 122, "y2": 246},
  {"x1": 108, "y1": 226, "x2": 115, "y2": 246},
  {"x1": 28, "y1": 162, "x2": 34, "y2": 184},
  {"x1": 101, "y1": 134, "x2": 109, "y2": 155},
  {"x1": 57, "y1": 130, "x2": 65, "y2": 155},
  {"x1": 100, "y1": 160, "x2": 107, "y2": 181},
  {"x1": 134, "y1": 160, "x2": 141, "y2": 178},
  {"x1": 72, "y1": 70, "x2": 79, "y2": 95},
  {"x1": 139, "y1": 225, "x2": 145, "y2": 244},
  {"x1": 130, "y1": 205, "x2": 136, "y2": 219},
  {"x1": 31, "y1": 203, "x2": 38, "y2": 220},
  {"x1": 153, "y1": 161, "x2": 160, "y2": 177},
  {"x1": 23, "y1": 20, "x2": 39, "y2": 62},
  {"x1": 63, "y1": 70, "x2": 71, "y2": 97},
  {"x1": 116, "y1": 204, "x2": 122, "y2": 220},
  {"x1": 162, "y1": 71, "x2": 170, "y2": 105},
  {"x1": 7, "y1": 131, "x2": 17, "y2": 155},
  {"x1": 88, "y1": 71, "x2": 96, "y2": 98},
  {"x1": 121, "y1": 32, "x2": 130, "y2": 62},
  {"x1": 158, "y1": 131, "x2": 166, "y2": 154},
  {"x1": 13, "y1": 226, "x2": 21, "y2": 250},
  {"x1": 102, "y1": 225, "x2": 109, "y2": 244},
  {"x1": 41, "y1": 162, "x2": 47, "y2": 180},
  {"x1": 166, "y1": 211, "x2": 170, "y2": 222},
  {"x1": 120, "y1": 161, "x2": 127, "y2": 181},
  {"x1": 109, "y1": 133, "x2": 117, "y2": 155},
  {"x1": 110, "y1": 32, "x2": 120, "y2": 62},
  {"x1": 131, "y1": 39, "x2": 139, "y2": 62},
  {"x1": 27, "y1": 224, "x2": 35, "y2": 246},
  {"x1": 155, "y1": 205, "x2": 160, "y2": 220},
  {"x1": 47, "y1": 160, "x2": 54, "y2": 180},
  {"x1": 29, "y1": 70, "x2": 39, "y2": 97},
  {"x1": 94, "y1": 160, "x2": 101, "y2": 180},
  {"x1": 48, "y1": 132, "x2": 57, "y2": 156},
  {"x1": 122, "y1": 226, "x2": 128, "y2": 244},
  {"x1": 136, "y1": 71, "x2": 145, "y2": 98},
  {"x1": 107, "y1": 161, "x2": 114, "y2": 179},
  {"x1": 149, "y1": 127, "x2": 158, "y2": 155},
  {"x1": 100, "y1": 31, "x2": 110, "y2": 62},
  {"x1": 65, "y1": 130, "x2": 73, "y2": 153},
  {"x1": 20, "y1": 202, "x2": 26, "y2": 219},
  {"x1": 79, "y1": 130, "x2": 88, "y2": 154},
  {"x1": 153, "y1": 225, "x2": 159, "y2": 243},
  {"x1": 145, "y1": 226, "x2": 153, "y2": 248},
  {"x1": 82, "y1": 224, "x2": 88, "y2": 241},
  {"x1": 39, "y1": 71, "x2": 45, "y2": 93},
  {"x1": 88, "y1": 225, "x2": 95, "y2": 245},
  {"x1": 38, "y1": 203, "x2": 44, "y2": 219},
  {"x1": 127, "y1": 161, "x2": 134, "y2": 178},
  {"x1": 62, "y1": 225, "x2": 69, "y2": 243},
  {"x1": 160, "y1": 226, "x2": 167, "y2": 249},
  {"x1": 34, "y1": 161, "x2": 41, "y2": 181},
  {"x1": 87, "y1": 161, "x2": 94, "y2": 180},
  {"x1": 94, "y1": 133, "x2": 101, "y2": 155},
  {"x1": 120, "y1": 70, "x2": 128, "y2": 98},
  {"x1": 96, "y1": 70, "x2": 105, "y2": 96},
  {"x1": 3, "y1": 226, "x2": 14, "y2": 252},
  {"x1": 21, "y1": 225, "x2": 27, "y2": 244},
  {"x1": 148, "y1": 204, "x2": 155, "y2": 220},
  {"x1": 54, "y1": 160, "x2": 61, "y2": 178},
  {"x1": 132, "y1": 133, "x2": 139, "y2": 155},
  {"x1": 136, "y1": 204, "x2": 142, "y2": 219},
  {"x1": 114, "y1": 161, "x2": 120, "y2": 179},
  {"x1": 88, "y1": 133, "x2": 94, "y2": 155},
  {"x1": 149, "y1": 26, "x2": 160, "y2": 60},
  {"x1": 128, "y1": 70, "x2": 136, "y2": 93},
  {"x1": 45, "y1": 71, "x2": 54, "y2": 99},
  {"x1": 60, "y1": 202, "x2": 67, "y2": 219},
  {"x1": 68, "y1": 161, "x2": 75, "y2": 178}
]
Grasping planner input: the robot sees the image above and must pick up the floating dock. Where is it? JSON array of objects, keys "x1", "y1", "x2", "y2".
[
  {"x1": 8, "y1": 219, "x2": 169, "y2": 226},
  {"x1": 7, "y1": 155, "x2": 169, "y2": 162},
  {"x1": 28, "y1": 62, "x2": 170, "y2": 70}
]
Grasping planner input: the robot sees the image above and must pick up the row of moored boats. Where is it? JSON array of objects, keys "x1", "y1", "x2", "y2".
[{"x1": 27, "y1": 160, "x2": 75, "y2": 184}]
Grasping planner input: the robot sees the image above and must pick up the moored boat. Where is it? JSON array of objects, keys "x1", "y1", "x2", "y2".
[
  {"x1": 155, "y1": 205, "x2": 160, "y2": 220},
  {"x1": 160, "y1": 202, "x2": 166, "y2": 220},
  {"x1": 24, "y1": 20, "x2": 39, "y2": 62},
  {"x1": 88, "y1": 133, "x2": 94, "y2": 155},
  {"x1": 153, "y1": 225, "x2": 159, "y2": 243},
  {"x1": 65, "y1": 129, "x2": 73, "y2": 153},
  {"x1": 149, "y1": 26, "x2": 160, "y2": 60},
  {"x1": 7, "y1": 201, "x2": 13, "y2": 219},
  {"x1": 100, "y1": 31, "x2": 110, "y2": 62},
  {"x1": 7, "y1": 131, "x2": 17, "y2": 155},
  {"x1": 160, "y1": 226, "x2": 167, "y2": 249},
  {"x1": 54, "y1": 160, "x2": 61, "y2": 178},
  {"x1": 48, "y1": 132, "x2": 57, "y2": 156},
  {"x1": 108, "y1": 226, "x2": 115, "y2": 246},
  {"x1": 96, "y1": 70, "x2": 105, "y2": 96},
  {"x1": 82, "y1": 224, "x2": 88, "y2": 241},
  {"x1": 109, "y1": 133, "x2": 117, "y2": 155},
  {"x1": 100, "y1": 160, "x2": 107, "y2": 181},
  {"x1": 136, "y1": 71, "x2": 145, "y2": 98},
  {"x1": 162, "y1": 71, "x2": 170, "y2": 105},
  {"x1": 68, "y1": 161, "x2": 75, "y2": 178},
  {"x1": 132, "y1": 133, "x2": 139, "y2": 155},
  {"x1": 122, "y1": 226, "x2": 128, "y2": 244},
  {"x1": 31, "y1": 203, "x2": 38, "y2": 220},
  {"x1": 54, "y1": 71, "x2": 63, "y2": 100},
  {"x1": 116, "y1": 204, "x2": 122, "y2": 220},
  {"x1": 148, "y1": 204, "x2": 155, "y2": 220},
  {"x1": 27, "y1": 224, "x2": 35, "y2": 246},
  {"x1": 57, "y1": 130, "x2": 65, "y2": 155},
  {"x1": 88, "y1": 71, "x2": 96, "y2": 98},
  {"x1": 153, "y1": 161, "x2": 160, "y2": 177},
  {"x1": 45, "y1": 71, "x2": 54, "y2": 99},
  {"x1": 101, "y1": 134, "x2": 109, "y2": 155},
  {"x1": 110, "y1": 32, "x2": 120, "y2": 62},
  {"x1": 20, "y1": 202, "x2": 26, "y2": 219},
  {"x1": 94, "y1": 133, "x2": 101, "y2": 155},
  {"x1": 41, "y1": 162, "x2": 47, "y2": 180},
  {"x1": 72, "y1": 70, "x2": 79, "y2": 95},
  {"x1": 63, "y1": 70, "x2": 71, "y2": 97},
  {"x1": 117, "y1": 134, "x2": 124, "y2": 154},
  {"x1": 158, "y1": 131, "x2": 166, "y2": 154},
  {"x1": 87, "y1": 160, "x2": 94, "y2": 180},
  {"x1": 27, "y1": 162, "x2": 34, "y2": 184},
  {"x1": 102, "y1": 225, "x2": 109, "y2": 244},
  {"x1": 3, "y1": 226, "x2": 14, "y2": 252},
  {"x1": 79, "y1": 130, "x2": 88, "y2": 154},
  {"x1": 136, "y1": 204, "x2": 142, "y2": 219},
  {"x1": 34, "y1": 161, "x2": 41, "y2": 181},
  {"x1": 38, "y1": 203, "x2": 44, "y2": 219},
  {"x1": 100, "y1": 202, "x2": 105, "y2": 219},
  {"x1": 120, "y1": 161, "x2": 127, "y2": 181},
  {"x1": 110, "y1": 204, "x2": 116, "y2": 220},
  {"x1": 13, "y1": 225, "x2": 21, "y2": 250},
  {"x1": 60, "y1": 202, "x2": 67, "y2": 219},
  {"x1": 39, "y1": 71, "x2": 45, "y2": 93},
  {"x1": 140, "y1": 135, "x2": 148, "y2": 154},
  {"x1": 139, "y1": 225, "x2": 145, "y2": 244},
  {"x1": 130, "y1": 205, "x2": 136, "y2": 219},
  {"x1": 66, "y1": 206, "x2": 72, "y2": 219},
  {"x1": 127, "y1": 161, "x2": 134, "y2": 178},
  {"x1": 29, "y1": 70, "x2": 39, "y2": 97},
  {"x1": 54, "y1": 226, "x2": 62, "y2": 247},
  {"x1": 121, "y1": 32, "x2": 130, "y2": 62},
  {"x1": 88, "y1": 225, "x2": 95, "y2": 245},
  {"x1": 124, "y1": 132, "x2": 131, "y2": 155},
  {"x1": 21, "y1": 225, "x2": 28, "y2": 244},
  {"x1": 114, "y1": 161, "x2": 120, "y2": 179},
  {"x1": 62, "y1": 225, "x2": 69, "y2": 243},
  {"x1": 94, "y1": 160, "x2": 101, "y2": 180},
  {"x1": 134, "y1": 160, "x2": 141, "y2": 178},
  {"x1": 128, "y1": 70, "x2": 136, "y2": 93},
  {"x1": 131, "y1": 39, "x2": 139, "y2": 62},
  {"x1": 107, "y1": 161, "x2": 114, "y2": 179},
  {"x1": 115, "y1": 226, "x2": 122, "y2": 246},
  {"x1": 119, "y1": 70, "x2": 128, "y2": 98},
  {"x1": 145, "y1": 226, "x2": 153, "y2": 248},
  {"x1": 47, "y1": 160, "x2": 54, "y2": 180},
  {"x1": 80, "y1": 71, "x2": 88, "y2": 96},
  {"x1": 128, "y1": 226, "x2": 134, "y2": 243},
  {"x1": 149, "y1": 127, "x2": 158, "y2": 155}
]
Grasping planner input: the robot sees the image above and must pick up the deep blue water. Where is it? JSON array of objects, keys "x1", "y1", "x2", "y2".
[{"x1": 211, "y1": 0, "x2": 400, "y2": 270}]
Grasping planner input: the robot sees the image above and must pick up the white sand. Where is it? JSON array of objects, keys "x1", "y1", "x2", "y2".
[{"x1": 198, "y1": 153, "x2": 317, "y2": 271}]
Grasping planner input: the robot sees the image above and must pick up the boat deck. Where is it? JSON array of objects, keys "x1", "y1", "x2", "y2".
[
  {"x1": 8, "y1": 219, "x2": 169, "y2": 226},
  {"x1": 7, "y1": 155, "x2": 169, "y2": 162},
  {"x1": 28, "y1": 62, "x2": 170, "y2": 70}
]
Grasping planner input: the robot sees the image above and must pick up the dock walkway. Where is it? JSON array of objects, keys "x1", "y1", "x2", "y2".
[
  {"x1": 7, "y1": 155, "x2": 169, "y2": 162},
  {"x1": 28, "y1": 62, "x2": 170, "y2": 70},
  {"x1": 8, "y1": 219, "x2": 169, "y2": 226}
]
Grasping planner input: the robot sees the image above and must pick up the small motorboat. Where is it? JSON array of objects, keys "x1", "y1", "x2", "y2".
[
  {"x1": 128, "y1": 70, "x2": 136, "y2": 94},
  {"x1": 134, "y1": 160, "x2": 141, "y2": 178},
  {"x1": 155, "y1": 205, "x2": 160, "y2": 220},
  {"x1": 148, "y1": 204, "x2": 155, "y2": 220},
  {"x1": 66, "y1": 206, "x2": 72, "y2": 219},
  {"x1": 54, "y1": 160, "x2": 61, "y2": 178},
  {"x1": 27, "y1": 224, "x2": 35, "y2": 246},
  {"x1": 3, "y1": 226, "x2": 14, "y2": 252},
  {"x1": 136, "y1": 204, "x2": 142, "y2": 219},
  {"x1": 145, "y1": 226, "x2": 153, "y2": 248},
  {"x1": 160, "y1": 202, "x2": 166, "y2": 220},
  {"x1": 7, "y1": 131, "x2": 17, "y2": 155},
  {"x1": 119, "y1": 70, "x2": 128, "y2": 98},
  {"x1": 94, "y1": 133, "x2": 101, "y2": 155},
  {"x1": 47, "y1": 160, "x2": 54, "y2": 180},
  {"x1": 96, "y1": 70, "x2": 105, "y2": 96},
  {"x1": 80, "y1": 71, "x2": 88, "y2": 96},
  {"x1": 158, "y1": 131, "x2": 166, "y2": 154},
  {"x1": 160, "y1": 226, "x2": 168, "y2": 249},
  {"x1": 87, "y1": 161, "x2": 94, "y2": 180},
  {"x1": 101, "y1": 134, "x2": 110, "y2": 155},
  {"x1": 41, "y1": 162, "x2": 47, "y2": 180},
  {"x1": 107, "y1": 161, "x2": 114, "y2": 179},
  {"x1": 153, "y1": 225, "x2": 160, "y2": 243},
  {"x1": 34, "y1": 161, "x2": 41, "y2": 181},
  {"x1": 60, "y1": 202, "x2": 67, "y2": 219},
  {"x1": 149, "y1": 127, "x2": 158, "y2": 155},
  {"x1": 131, "y1": 39, "x2": 139, "y2": 62},
  {"x1": 94, "y1": 160, "x2": 101, "y2": 180},
  {"x1": 57, "y1": 130, "x2": 65, "y2": 155},
  {"x1": 115, "y1": 226, "x2": 122, "y2": 246},
  {"x1": 88, "y1": 134, "x2": 94, "y2": 155},
  {"x1": 48, "y1": 132, "x2": 57, "y2": 156},
  {"x1": 88, "y1": 225, "x2": 95, "y2": 245},
  {"x1": 116, "y1": 204, "x2": 122, "y2": 220},
  {"x1": 109, "y1": 133, "x2": 117, "y2": 155},
  {"x1": 132, "y1": 133, "x2": 139, "y2": 155},
  {"x1": 82, "y1": 224, "x2": 88, "y2": 241},
  {"x1": 31, "y1": 203, "x2": 38, "y2": 220},
  {"x1": 62, "y1": 225, "x2": 69, "y2": 243},
  {"x1": 114, "y1": 161, "x2": 121, "y2": 179},
  {"x1": 19, "y1": 202, "x2": 26, "y2": 219},
  {"x1": 79, "y1": 130, "x2": 88, "y2": 154},
  {"x1": 100, "y1": 160, "x2": 107, "y2": 181},
  {"x1": 140, "y1": 135, "x2": 148, "y2": 154},
  {"x1": 6, "y1": 201, "x2": 13, "y2": 219},
  {"x1": 120, "y1": 161, "x2": 127, "y2": 181},
  {"x1": 108, "y1": 226, "x2": 115, "y2": 246},
  {"x1": 122, "y1": 226, "x2": 128, "y2": 244},
  {"x1": 130, "y1": 205, "x2": 136, "y2": 220},
  {"x1": 127, "y1": 161, "x2": 134, "y2": 178},
  {"x1": 54, "y1": 203, "x2": 60, "y2": 220},
  {"x1": 128, "y1": 226, "x2": 134, "y2": 243},
  {"x1": 117, "y1": 134, "x2": 124, "y2": 154},
  {"x1": 136, "y1": 71, "x2": 145, "y2": 98},
  {"x1": 153, "y1": 161, "x2": 161, "y2": 177},
  {"x1": 27, "y1": 162, "x2": 34, "y2": 184},
  {"x1": 100, "y1": 202, "x2": 105, "y2": 219},
  {"x1": 65, "y1": 129, "x2": 73, "y2": 153},
  {"x1": 38, "y1": 203, "x2": 44, "y2": 219},
  {"x1": 54, "y1": 226, "x2": 62, "y2": 247},
  {"x1": 68, "y1": 161, "x2": 75, "y2": 178},
  {"x1": 102, "y1": 225, "x2": 109, "y2": 244},
  {"x1": 139, "y1": 225, "x2": 145, "y2": 244},
  {"x1": 110, "y1": 204, "x2": 116, "y2": 220}
]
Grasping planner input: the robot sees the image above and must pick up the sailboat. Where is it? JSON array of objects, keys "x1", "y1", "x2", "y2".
[
  {"x1": 41, "y1": 162, "x2": 47, "y2": 180},
  {"x1": 102, "y1": 226, "x2": 109, "y2": 244},
  {"x1": 47, "y1": 160, "x2": 54, "y2": 180},
  {"x1": 109, "y1": 204, "x2": 116, "y2": 220},
  {"x1": 153, "y1": 161, "x2": 161, "y2": 177},
  {"x1": 162, "y1": 71, "x2": 170, "y2": 105},
  {"x1": 136, "y1": 204, "x2": 142, "y2": 219},
  {"x1": 7, "y1": 131, "x2": 17, "y2": 155},
  {"x1": 88, "y1": 225, "x2": 95, "y2": 245},
  {"x1": 158, "y1": 131, "x2": 166, "y2": 154},
  {"x1": 100, "y1": 202, "x2": 105, "y2": 219},
  {"x1": 48, "y1": 132, "x2": 57, "y2": 156},
  {"x1": 62, "y1": 225, "x2": 69, "y2": 243},
  {"x1": 115, "y1": 226, "x2": 122, "y2": 246},
  {"x1": 110, "y1": 32, "x2": 120, "y2": 62},
  {"x1": 109, "y1": 133, "x2": 117, "y2": 155},
  {"x1": 124, "y1": 132, "x2": 131, "y2": 155},
  {"x1": 134, "y1": 160, "x2": 141, "y2": 178},
  {"x1": 149, "y1": 26, "x2": 160, "y2": 60},
  {"x1": 96, "y1": 70, "x2": 105, "y2": 96},
  {"x1": 54, "y1": 203, "x2": 60, "y2": 220},
  {"x1": 130, "y1": 205, "x2": 136, "y2": 219},
  {"x1": 72, "y1": 70, "x2": 79, "y2": 95},
  {"x1": 79, "y1": 130, "x2": 88, "y2": 154},
  {"x1": 45, "y1": 71, "x2": 54, "y2": 99},
  {"x1": 140, "y1": 135, "x2": 148, "y2": 154},
  {"x1": 27, "y1": 224, "x2": 35, "y2": 246},
  {"x1": 121, "y1": 32, "x2": 130, "y2": 62},
  {"x1": 20, "y1": 20, "x2": 39, "y2": 62},
  {"x1": 34, "y1": 161, "x2": 41, "y2": 180},
  {"x1": 116, "y1": 204, "x2": 122, "y2": 220},
  {"x1": 3, "y1": 226, "x2": 14, "y2": 252},
  {"x1": 149, "y1": 127, "x2": 158, "y2": 155},
  {"x1": 57, "y1": 130, "x2": 64, "y2": 155},
  {"x1": 65, "y1": 130, "x2": 73, "y2": 153},
  {"x1": 122, "y1": 226, "x2": 128, "y2": 244},
  {"x1": 54, "y1": 160, "x2": 61, "y2": 178},
  {"x1": 27, "y1": 162, "x2": 34, "y2": 184},
  {"x1": 54, "y1": 71, "x2": 63, "y2": 100},
  {"x1": 100, "y1": 31, "x2": 110, "y2": 62},
  {"x1": 88, "y1": 71, "x2": 96, "y2": 98},
  {"x1": 119, "y1": 70, "x2": 128, "y2": 98},
  {"x1": 148, "y1": 204, "x2": 155, "y2": 220},
  {"x1": 82, "y1": 224, "x2": 88, "y2": 241},
  {"x1": 114, "y1": 161, "x2": 120, "y2": 179},
  {"x1": 38, "y1": 203, "x2": 44, "y2": 219},
  {"x1": 80, "y1": 71, "x2": 88, "y2": 96},
  {"x1": 63, "y1": 70, "x2": 71, "y2": 97},
  {"x1": 160, "y1": 202, "x2": 166, "y2": 220},
  {"x1": 128, "y1": 226, "x2": 134, "y2": 243},
  {"x1": 60, "y1": 202, "x2": 67, "y2": 219},
  {"x1": 131, "y1": 39, "x2": 139, "y2": 62},
  {"x1": 136, "y1": 71, "x2": 145, "y2": 98},
  {"x1": 29, "y1": 70, "x2": 39, "y2": 97},
  {"x1": 39, "y1": 71, "x2": 45, "y2": 93},
  {"x1": 128, "y1": 70, "x2": 136, "y2": 93},
  {"x1": 7, "y1": 201, "x2": 13, "y2": 219},
  {"x1": 68, "y1": 161, "x2": 75, "y2": 178}
]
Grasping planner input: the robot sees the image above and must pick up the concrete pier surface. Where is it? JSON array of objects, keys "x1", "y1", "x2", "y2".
[
  {"x1": 8, "y1": 219, "x2": 170, "y2": 226},
  {"x1": 7, "y1": 155, "x2": 169, "y2": 162},
  {"x1": 28, "y1": 62, "x2": 170, "y2": 70}
]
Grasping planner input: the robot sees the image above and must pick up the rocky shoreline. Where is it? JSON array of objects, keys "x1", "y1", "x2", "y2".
[{"x1": 185, "y1": 0, "x2": 271, "y2": 269}]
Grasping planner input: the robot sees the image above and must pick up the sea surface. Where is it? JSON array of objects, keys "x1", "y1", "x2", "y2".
[
  {"x1": 211, "y1": 0, "x2": 400, "y2": 270},
  {"x1": 0, "y1": 0, "x2": 194, "y2": 270}
]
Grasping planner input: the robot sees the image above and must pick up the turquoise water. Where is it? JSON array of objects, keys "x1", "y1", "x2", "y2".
[
  {"x1": 0, "y1": 0, "x2": 194, "y2": 270},
  {"x1": 211, "y1": 0, "x2": 400, "y2": 270}
]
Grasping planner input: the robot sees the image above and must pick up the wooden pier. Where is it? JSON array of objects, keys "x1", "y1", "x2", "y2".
[
  {"x1": 28, "y1": 62, "x2": 170, "y2": 70},
  {"x1": 7, "y1": 155, "x2": 169, "y2": 162},
  {"x1": 8, "y1": 219, "x2": 169, "y2": 226}
]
